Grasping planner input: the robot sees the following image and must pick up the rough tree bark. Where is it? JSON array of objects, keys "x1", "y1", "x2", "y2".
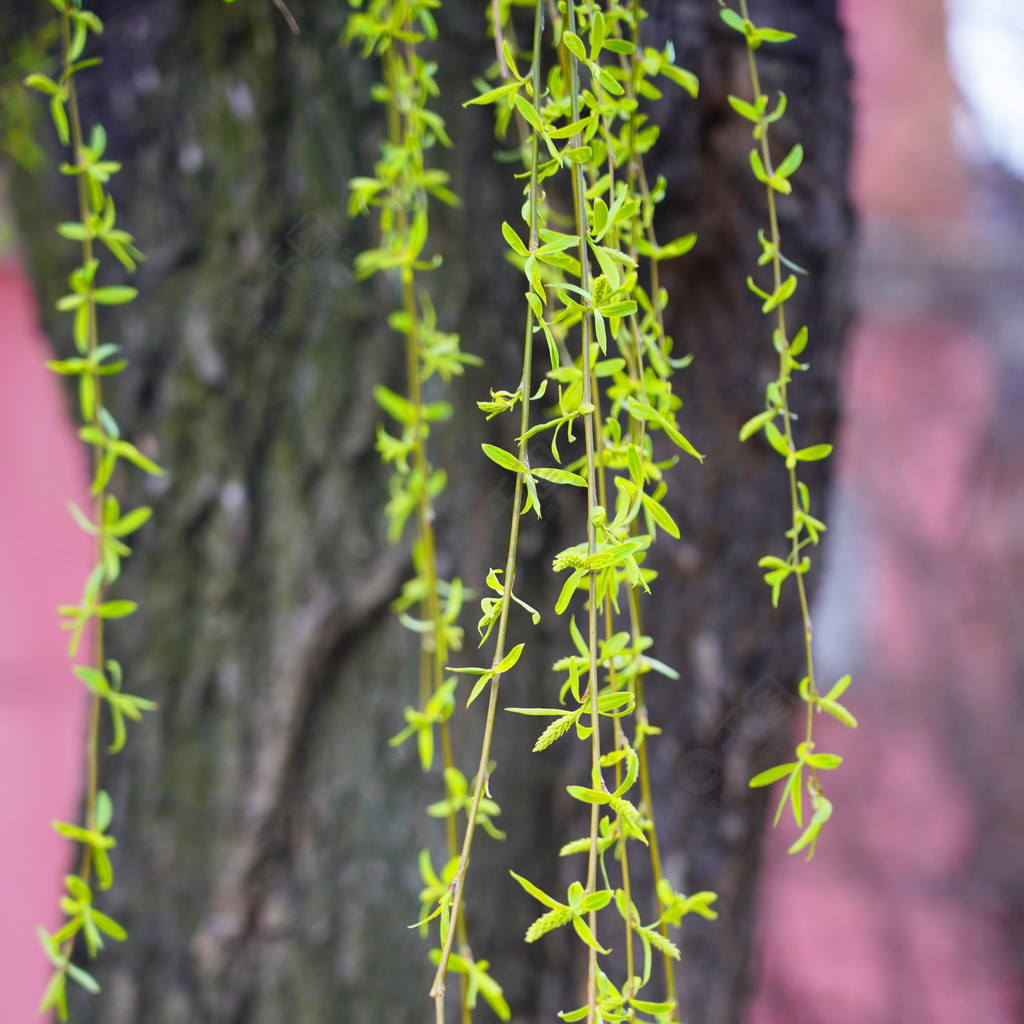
[{"x1": 4, "y1": 0, "x2": 852, "y2": 1021}]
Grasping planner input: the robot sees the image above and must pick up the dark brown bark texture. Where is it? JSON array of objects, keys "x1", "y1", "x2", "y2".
[{"x1": 4, "y1": 0, "x2": 852, "y2": 1021}]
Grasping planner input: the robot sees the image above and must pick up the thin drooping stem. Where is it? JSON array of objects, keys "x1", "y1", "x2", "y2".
[
  {"x1": 429, "y1": 3, "x2": 545, "y2": 1014},
  {"x1": 38, "y1": 9, "x2": 157, "y2": 1009},
  {"x1": 430, "y1": 264, "x2": 535, "y2": 1020},
  {"x1": 738, "y1": 0, "x2": 820, "y2": 787},
  {"x1": 589, "y1": 387, "x2": 638, "y2": 991},
  {"x1": 624, "y1": 0, "x2": 669, "y2": 365},
  {"x1": 564, "y1": 3, "x2": 603, "y2": 1018},
  {"x1": 587, "y1": 3, "x2": 641, "y2": 984},
  {"x1": 61, "y1": 0, "x2": 103, "y2": 910},
  {"x1": 381, "y1": 34, "x2": 471, "y2": 1024},
  {"x1": 271, "y1": 0, "x2": 299, "y2": 34},
  {"x1": 610, "y1": 1, "x2": 681, "y2": 1006}
]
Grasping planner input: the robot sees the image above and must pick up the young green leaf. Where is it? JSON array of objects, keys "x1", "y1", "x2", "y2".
[{"x1": 482, "y1": 443, "x2": 528, "y2": 475}]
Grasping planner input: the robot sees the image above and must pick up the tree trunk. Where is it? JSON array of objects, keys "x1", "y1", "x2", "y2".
[{"x1": 4, "y1": 0, "x2": 852, "y2": 1021}]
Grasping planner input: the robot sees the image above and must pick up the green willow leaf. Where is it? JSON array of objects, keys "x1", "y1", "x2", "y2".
[
  {"x1": 482, "y1": 443, "x2": 527, "y2": 475},
  {"x1": 748, "y1": 761, "x2": 799, "y2": 787},
  {"x1": 92, "y1": 286, "x2": 137, "y2": 305}
]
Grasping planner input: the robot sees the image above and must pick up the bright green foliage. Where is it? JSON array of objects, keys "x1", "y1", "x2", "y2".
[
  {"x1": 426, "y1": 5, "x2": 553, "y2": 1015},
  {"x1": 344, "y1": 3, "x2": 499, "y2": 1022},
  {"x1": 11, "y1": 0, "x2": 857, "y2": 1019},
  {"x1": 0, "y1": 22, "x2": 58, "y2": 184},
  {"x1": 429, "y1": 0, "x2": 717, "y2": 1019},
  {"x1": 414, "y1": 847, "x2": 457, "y2": 938},
  {"x1": 426, "y1": 766, "x2": 506, "y2": 840},
  {"x1": 429, "y1": 950, "x2": 512, "y2": 1021},
  {"x1": 558, "y1": 968, "x2": 678, "y2": 1024},
  {"x1": 73, "y1": 660, "x2": 156, "y2": 755},
  {"x1": 24, "y1": 1, "x2": 159, "y2": 1018},
  {"x1": 46, "y1": 873, "x2": 127, "y2": 956},
  {"x1": 721, "y1": 0, "x2": 856, "y2": 860},
  {"x1": 511, "y1": 872, "x2": 613, "y2": 952},
  {"x1": 388, "y1": 677, "x2": 456, "y2": 770},
  {"x1": 344, "y1": 0, "x2": 473, "y2": 715}
]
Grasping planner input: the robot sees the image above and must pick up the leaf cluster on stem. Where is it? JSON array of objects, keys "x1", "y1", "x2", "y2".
[
  {"x1": 25, "y1": 2, "x2": 160, "y2": 1018},
  {"x1": 721, "y1": 0, "x2": 856, "y2": 860}
]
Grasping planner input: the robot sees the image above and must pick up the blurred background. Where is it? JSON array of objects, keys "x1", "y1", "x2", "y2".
[
  {"x1": 751, "y1": 0, "x2": 1024, "y2": 1021},
  {"x1": 1, "y1": 0, "x2": 1022, "y2": 1021}
]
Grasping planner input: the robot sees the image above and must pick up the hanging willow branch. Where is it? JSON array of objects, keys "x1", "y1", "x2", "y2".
[{"x1": 25, "y1": 1, "x2": 160, "y2": 1018}]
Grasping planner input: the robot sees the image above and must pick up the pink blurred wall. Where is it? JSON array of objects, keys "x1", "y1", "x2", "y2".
[
  {"x1": 748, "y1": 0, "x2": 1023, "y2": 1021},
  {"x1": 0, "y1": 259, "x2": 91, "y2": 1022}
]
